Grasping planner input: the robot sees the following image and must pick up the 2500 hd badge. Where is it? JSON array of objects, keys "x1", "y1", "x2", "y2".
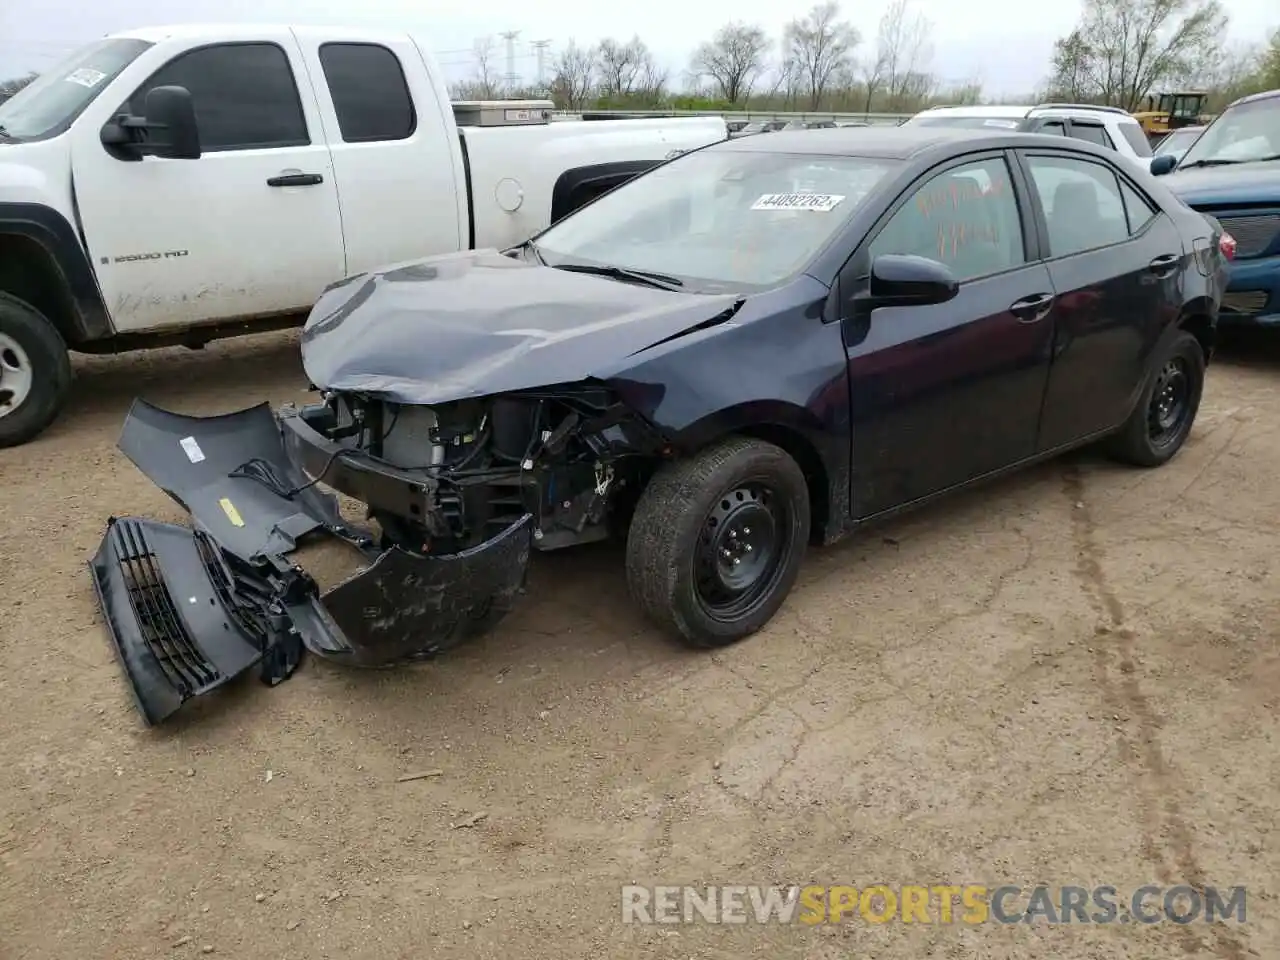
[{"x1": 104, "y1": 249, "x2": 190, "y2": 264}]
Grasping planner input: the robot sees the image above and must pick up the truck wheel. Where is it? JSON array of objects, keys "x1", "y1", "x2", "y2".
[
  {"x1": 625, "y1": 436, "x2": 810, "y2": 647},
  {"x1": 1104, "y1": 329, "x2": 1204, "y2": 468},
  {"x1": 0, "y1": 292, "x2": 72, "y2": 448}
]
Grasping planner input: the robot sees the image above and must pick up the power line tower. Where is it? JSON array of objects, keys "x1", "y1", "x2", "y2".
[
  {"x1": 499, "y1": 30, "x2": 521, "y2": 92},
  {"x1": 531, "y1": 39, "x2": 552, "y2": 88}
]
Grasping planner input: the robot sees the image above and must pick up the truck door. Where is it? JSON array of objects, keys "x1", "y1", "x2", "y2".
[
  {"x1": 68, "y1": 31, "x2": 345, "y2": 333},
  {"x1": 293, "y1": 30, "x2": 466, "y2": 276}
]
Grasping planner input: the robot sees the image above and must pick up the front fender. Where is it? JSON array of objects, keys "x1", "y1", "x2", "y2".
[{"x1": 597, "y1": 275, "x2": 853, "y2": 535}]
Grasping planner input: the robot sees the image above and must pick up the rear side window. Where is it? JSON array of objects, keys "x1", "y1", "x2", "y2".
[
  {"x1": 1039, "y1": 119, "x2": 1067, "y2": 136},
  {"x1": 1118, "y1": 122, "x2": 1154, "y2": 157},
  {"x1": 1070, "y1": 122, "x2": 1115, "y2": 150},
  {"x1": 319, "y1": 43, "x2": 416, "y2": 142},
  {"x1": 1119, "y1": 179, "x2": 1157, "y2": 234},
  {"x1": 126, "y1": 42, "x2": 308, "y2": 151},
  {"x1": 1025, "y1": 155, "x2": 1130, "y2": 257}
]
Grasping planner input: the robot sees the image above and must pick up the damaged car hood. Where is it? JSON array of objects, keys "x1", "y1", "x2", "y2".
[{"x1": 300, "y1": 248, "x2": 742, "y2": 403}]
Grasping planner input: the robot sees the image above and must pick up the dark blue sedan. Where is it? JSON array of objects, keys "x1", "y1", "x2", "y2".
[{"x1": 94, "y1": 125, "x2": 1231, "y2": 724}]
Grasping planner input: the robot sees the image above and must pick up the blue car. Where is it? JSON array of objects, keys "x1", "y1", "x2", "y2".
[{"x1": 1151, "y1": 89, "x2": 1280, "y2": 326}]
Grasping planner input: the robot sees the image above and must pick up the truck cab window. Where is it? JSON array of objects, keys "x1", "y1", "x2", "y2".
[
  {"x1": 319, "y1": 43, "x2": 416, "y2": 142},
  {"x1": 124, "y1": 42, "x2": 308, "y2": 151}
]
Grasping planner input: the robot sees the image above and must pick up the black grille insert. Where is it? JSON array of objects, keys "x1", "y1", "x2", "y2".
[{"x1": 112, "y1": 520, "x2": 220, "y2": 693}]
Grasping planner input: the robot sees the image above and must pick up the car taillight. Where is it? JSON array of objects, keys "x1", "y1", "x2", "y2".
[{"x1": 1219, "y1": 232, "x2": 1236, "y2": 260}]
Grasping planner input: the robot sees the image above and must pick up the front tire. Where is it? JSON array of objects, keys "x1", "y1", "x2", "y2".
[
  {"x1": 0, "y1": 292, "x2": 72, "y2": 449},
  {"x1": 625, "y1": 436, "x2": 810, "y2": 647},
  {"x1": 1105, "y1": 329, "x2": 1205, "y2": 468}
]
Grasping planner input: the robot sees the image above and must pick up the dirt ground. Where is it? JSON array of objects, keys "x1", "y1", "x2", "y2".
[{"x1": 1, "y1": 329, "x2": 1277, "y2": 960}]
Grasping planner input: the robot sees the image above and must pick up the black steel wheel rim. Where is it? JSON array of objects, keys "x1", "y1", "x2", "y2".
[
  {"x1": 1147, "y1": 357, "x2": 1191, "y2": 446},
  {"x1": 694, "y1": 482, "x2": 791, "y2": 621}
]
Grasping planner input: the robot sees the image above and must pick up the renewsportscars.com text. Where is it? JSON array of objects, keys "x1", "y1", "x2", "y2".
[{"x1": 620, "y1": 884, "x2": 1247, "y2": 925}]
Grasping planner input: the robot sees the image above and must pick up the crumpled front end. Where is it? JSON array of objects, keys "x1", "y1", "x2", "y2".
[{"x1": 90, "y1": 398, "x2": 535, "y2": 725}]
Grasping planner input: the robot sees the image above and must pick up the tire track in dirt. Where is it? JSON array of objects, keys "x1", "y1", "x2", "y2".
[{"x1": 1063, "y1": 464, "x2": 1251, "y2": 960}]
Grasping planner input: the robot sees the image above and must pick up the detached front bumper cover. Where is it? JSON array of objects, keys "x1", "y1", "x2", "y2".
[{"x1": 90, "y1": 399, "x2": 533, "y2": 726}]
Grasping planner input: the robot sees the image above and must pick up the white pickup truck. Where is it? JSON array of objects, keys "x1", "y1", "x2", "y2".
[{"x1": 0, "y1": 23, "x2": 728, "y2": 446}]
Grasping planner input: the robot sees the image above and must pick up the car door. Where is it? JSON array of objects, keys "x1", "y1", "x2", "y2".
[
  {"x1": 1015, "y1": 149, "x2": 1185, "y2": 449},
  {"x1": 837, "y1": 151, "x2": 1057, "y2": 519},
  {"x1": 69, "y1": 34, "x2": 346, "y2": 333}
]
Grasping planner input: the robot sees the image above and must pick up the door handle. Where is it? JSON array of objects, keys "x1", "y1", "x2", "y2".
[
  {"x1": 1009, "y1": 292, "x2": 1055, "y2": 323},
  {"x1": 266, "y1": 173, "x2": 324, "y2": 187},
  {"x1": 1148, "y1": 253, "x2": 1179, "y2": 276}
]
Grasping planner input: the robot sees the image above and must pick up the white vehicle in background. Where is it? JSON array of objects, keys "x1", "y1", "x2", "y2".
[
  {"x1": 0, "y1": 23, "x2": 728, "y2": 447},
  {"x1": 904, "y1": 103, "x2": 1154, "y2": 171}
]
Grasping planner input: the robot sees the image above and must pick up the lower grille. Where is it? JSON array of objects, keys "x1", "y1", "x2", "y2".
[
  {"x1": 111, "y1": 520, "x2": 220, "y2": 693},
  {"x1": 1223, "y1": 291, "x2": 1270, "y2": 315},
  {"x1": 1213, "y1": 214, "x2": 1280, "y2": 258},
  {"x1": 195, "y1": 532, "x2": 270, "y2": 648}
]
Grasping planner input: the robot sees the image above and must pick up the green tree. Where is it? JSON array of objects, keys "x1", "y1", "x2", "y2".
[
  {"x1": 1260, "y1": 27, "x2": 1280, "y2": 89},
  {"x1": 1046, "y1": 30, "x2": 1097, "y2": 101}
]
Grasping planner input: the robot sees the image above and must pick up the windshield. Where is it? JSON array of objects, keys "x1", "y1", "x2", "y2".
[
  {"x1": 1178, "y1": 97, "x2": 1280, "y2": 167},
  {"x1": 0, "y1": 37, "x2": 153, "y2": 142},
  {"x1": 531, "y1": 149, "x2": 899, "y2": 292},
  {"x1": 1156, "y1": 128, "x2": 1202, "y2": 161},
  {"x1": 909, "y1": 115, "x2": 1023, "y2": 130}
]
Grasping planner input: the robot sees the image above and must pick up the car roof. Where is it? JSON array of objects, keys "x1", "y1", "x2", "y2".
[
  {"x1": 709, "y1": 125, "x2": 1127, "y2": 163},
  {"x1": 913, "y1": 103, "x2": 1139, "y2": 125},
  {"x1": 1228, "y1": 88, "x2": 1280, "y2": 108},
  {"x1": 914, "y1": 105, "x2": 1030, "y2": 119}
]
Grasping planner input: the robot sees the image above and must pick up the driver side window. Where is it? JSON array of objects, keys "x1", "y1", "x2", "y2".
[
  {"x1": 122, "y1": 42, "x2": 310, "y2": 152},
  {"x1": 868, "y1": 157, "x2": 1026, "y2": 283}
]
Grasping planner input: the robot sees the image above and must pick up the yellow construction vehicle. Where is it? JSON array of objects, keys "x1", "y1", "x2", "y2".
[{"x1": 1132, "y1": 91, "x2": 1211, "y2": 139}]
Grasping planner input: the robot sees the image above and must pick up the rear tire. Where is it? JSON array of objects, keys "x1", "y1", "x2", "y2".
[
  {"x1": 0, "y1": 292, "x2": 72, "y2": 449},
  {"x1": 1104, "y1": 329, "x2": 1204, "y2": 467},
  {"x1": 625, "y1": 436, "x2": 810, "y2": 647}
]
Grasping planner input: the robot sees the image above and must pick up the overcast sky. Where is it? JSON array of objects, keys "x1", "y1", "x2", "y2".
[{"x1": 0, "y1": 0, "x2": 1274, "y2": 97}]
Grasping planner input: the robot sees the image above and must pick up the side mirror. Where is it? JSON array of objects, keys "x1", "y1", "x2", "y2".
[
  {"x1": 1150, "y1": 154, "x2": 1177, "y2": 176},
  {"x1": 868, "y1": 254, "x2": 959, "y2": 307},
  {"x1": 100, "y1": 85, "x2": 201, "y2": 160}
]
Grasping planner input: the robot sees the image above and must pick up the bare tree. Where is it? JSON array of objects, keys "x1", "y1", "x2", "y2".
[
  {"x1": 636, "y1": 58, "x2": 670, "y2": 103},
  {"x1": 876, "y1": 0, "x2": 935, "y2": 108},
  {"x1": 596, "y1": 36, "x2": 658, "y2": 98},
  {"x1": 859, "y1": 46, "x2": 887, "y2": 113},
  {"x1": 690, "y1": 22, "x2": 772, "y2": 103},
  {"x1": 550, "y1": 41, "x2": 597, "y2": 110},
  {"x1": 939, "y1": 77, "x2": 985, "y2": 106},
  {"x1": 1044, "y1": 0, "x2": 1227, "y2": 109},
  {"x1": 783, "y1": 2, "x2": 860, "y2": 109},
  {"x1": 470, "y1": 36, "x2": 500, "y2": 99}
]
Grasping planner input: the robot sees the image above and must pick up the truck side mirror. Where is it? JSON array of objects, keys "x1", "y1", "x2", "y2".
[
  {"x1": 100, "y1": 85, "x2": 201, "y2": 161},
  {"x1": 1149, "y1": 154, "x2": 1177, "y2": 176}
]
